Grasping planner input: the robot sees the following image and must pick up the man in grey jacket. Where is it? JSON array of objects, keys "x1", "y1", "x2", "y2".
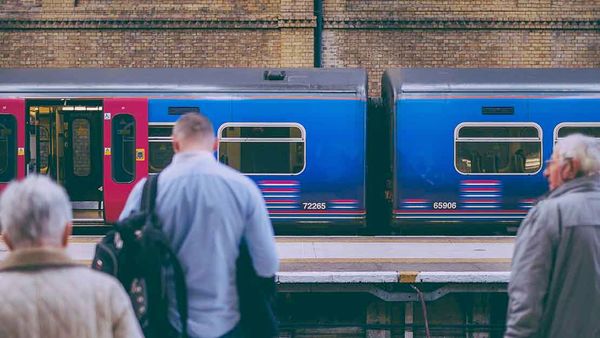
[{"x1": 505, "y1": 134, "x2": 600, "y2": 338}]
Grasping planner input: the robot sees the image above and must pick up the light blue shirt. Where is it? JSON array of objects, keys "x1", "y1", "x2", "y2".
[{"x1": 120, "y1": 151, "x2": 279, "y2": 338}]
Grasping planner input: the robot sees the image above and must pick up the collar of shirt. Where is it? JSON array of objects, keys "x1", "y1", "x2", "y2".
[
  {"x1": 172, "y1": 150, "x2": 216, "y2": 165},
  {"x1": 0, "y1": 247, "x2": 78, "y2": 271}
]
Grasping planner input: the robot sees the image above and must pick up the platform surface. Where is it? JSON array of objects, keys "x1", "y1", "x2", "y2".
[{"x1": 0, "y1": 236, "x2": 514, "y2": 284}]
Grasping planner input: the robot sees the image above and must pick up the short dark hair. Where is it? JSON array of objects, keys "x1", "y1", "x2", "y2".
[{"x1": 172, "y1": 112, "x2": 215, "y2": 144}]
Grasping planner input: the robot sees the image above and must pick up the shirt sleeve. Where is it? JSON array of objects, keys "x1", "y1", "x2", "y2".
[
  {"x1": 118, "y1": 178, "x2": 146, "y2": 221},
  {"x1": 504, "y1": 202, "x2": 559, "y2": 338},
  {"x1": 110, "y1": 280, "x2": 144, "y2": 338},
  {"x1": 243, "y1": 181, "x2": 279, "y2": 277}
]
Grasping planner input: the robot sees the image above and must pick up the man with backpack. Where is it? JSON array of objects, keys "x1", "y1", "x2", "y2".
[{"x1": 119, "y1": 112, "x2": 279, "y2": 338}]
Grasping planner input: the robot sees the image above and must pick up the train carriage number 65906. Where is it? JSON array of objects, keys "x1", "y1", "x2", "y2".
[{"x1": 433, "y1": 202, "x2": 457, "y2": 209}]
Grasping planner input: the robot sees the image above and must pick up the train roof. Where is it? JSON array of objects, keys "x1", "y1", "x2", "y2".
[
  {"x1": 384, "y1": 68, "x2": 600, "y2": 94},
  {"x1": 0, "y1": 68, "x2": 367, "y2": 97}
]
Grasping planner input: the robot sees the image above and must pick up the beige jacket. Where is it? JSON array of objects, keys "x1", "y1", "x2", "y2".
[{"x1": 0, "y1": 247, "x2": 143, "y2": 338}]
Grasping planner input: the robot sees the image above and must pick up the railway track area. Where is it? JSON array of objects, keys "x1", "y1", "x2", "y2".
[{"x1": 0, "y1": 235, "x2": 514, "y2": 337}]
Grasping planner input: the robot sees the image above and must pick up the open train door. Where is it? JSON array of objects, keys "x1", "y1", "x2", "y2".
[
  {"x1": 0, "y1": 99, "x2": 25, "y2": 192},
  {"x1": 103, "y1": 98, "x2": 148, "y2": 223}
]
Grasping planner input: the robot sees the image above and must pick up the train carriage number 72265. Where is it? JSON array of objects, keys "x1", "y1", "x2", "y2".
[{"x1": 303, "y1": 202, "x2": 327, "y2": 210}]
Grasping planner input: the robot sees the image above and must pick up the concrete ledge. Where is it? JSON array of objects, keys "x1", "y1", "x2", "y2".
[
  {"x1": 416, "y1": 271, "x2": 510, "y2": 284},
  {"x1": 277, "y1": 271, "x2": 399, "y2": 284},
  {"x1": 277, "y1": 271, "x2": 510, "y2": 284}
]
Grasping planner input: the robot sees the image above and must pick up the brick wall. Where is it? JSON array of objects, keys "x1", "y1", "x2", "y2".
[
  {"x1": 0, "y1": 0, "x2": 315, "y2": 68},
  {"x1": 320, "y1": 0, "x2": 600, "y2": 95},
  {"x1": 1, "y1": 0, "x2": 599, "y2": 96}
]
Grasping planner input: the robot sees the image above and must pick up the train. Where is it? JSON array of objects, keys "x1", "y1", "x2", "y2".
[{"x1": 0, "y1": 68, "x2": 599, "y2": 233}]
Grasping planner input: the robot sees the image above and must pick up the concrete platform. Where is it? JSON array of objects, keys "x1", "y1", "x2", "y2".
[{"x1": 0, "y1": 236, "x2": 513, "y2": 284}]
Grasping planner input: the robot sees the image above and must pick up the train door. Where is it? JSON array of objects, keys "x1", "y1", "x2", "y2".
[
  {"x1": 0, "y1": 99, "x2": 25, "y2": 192},
  {"x1": 103, "y1": 98, "x2": 148, "y2": 223},
  {"x1": 64, "y1": 110, "x2": 103, "y2": 201},
  {"x1": 27, "y1": 100, "x2": 105, "y2": 223}
]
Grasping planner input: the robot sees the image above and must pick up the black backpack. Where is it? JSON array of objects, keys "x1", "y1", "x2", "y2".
[
  {"x1": 237, "y1": 240, "x2": 279, "y2": 338},
  {"x1": 91, "y1": 174, "x2": 188, "y2": 338}
]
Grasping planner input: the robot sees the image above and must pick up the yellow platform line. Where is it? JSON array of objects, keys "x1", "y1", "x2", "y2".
[
  {"x1": 276, "y1": 236, "x2": 514, "y2": 243},
  {"x1": 66, "y1": 236, "x2": 515, "y2": 245},
  {"x1": 281, "y1": 258, "x2": 511, "y2": 264}
]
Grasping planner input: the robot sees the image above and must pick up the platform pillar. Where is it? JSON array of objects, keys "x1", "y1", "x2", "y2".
[
  {"x1": 404, "y1": 302, "x2": 414, "y2": 338},
  {"x1": 366, "y1": 299, "x2": 391, "y2": 338}
]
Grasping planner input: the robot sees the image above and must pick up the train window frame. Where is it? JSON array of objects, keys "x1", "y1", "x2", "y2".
[
  {"x1": 148, "y1": 122, "x2": 175, "y2": 174},
  {"x1": 0, "y1": 114, "x2": 17, "y2": 183},
  {"x1": 111, "y1": 114, "x2": 136, "y2": 183},
  {"x1": 217, "y1": 122, "x2": 306, "y2": 176},
  {"x1": 454, "y1": 122, "x2": 543, "y2": 176},
  {"x1": 554, "y1": 122, "x2": 600, "y2": 143}
]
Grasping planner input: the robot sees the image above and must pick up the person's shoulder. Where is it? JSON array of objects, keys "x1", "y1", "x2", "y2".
[
  {"x1": 214, "y1": 162, "x2": 258, "y2": 187},
  {"x1": 70, "y1": 267, "x2": 125, "y2": 291}
]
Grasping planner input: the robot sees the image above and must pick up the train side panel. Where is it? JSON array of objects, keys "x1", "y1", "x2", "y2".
[
  {"x1": 392, "y1": 97, "x2": 543, "y2": 227},
  {"x1": 229, "y1": 97, "x2": 367, "y2": 229},
  {"x1": 149, "y1": 96, "x2": 367, "y2": 230}
]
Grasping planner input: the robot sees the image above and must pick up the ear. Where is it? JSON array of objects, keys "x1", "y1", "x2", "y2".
[
  {"x1": 172, "y1": 138, "x2": 181, "y2": 153},
  {"x1": 213, "y1": 138, "x2": 219, "y2": 152},
  {"x1": 3, "y1": 234, "x2": 14, "y2": 251},
  {"x1": 570, "y1": 158, "x2": 583, "y2": 178},
  {"x1": 61, "y1": 222, "x2": 72, "y2": 247}
]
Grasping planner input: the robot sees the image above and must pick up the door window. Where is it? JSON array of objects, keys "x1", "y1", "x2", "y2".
[
  {"x1": 112, "y1": 114, "x2": 135, "y2": 182},
  {"x1": 0, "y1": 115, "x2": 16, "y2": 182}
]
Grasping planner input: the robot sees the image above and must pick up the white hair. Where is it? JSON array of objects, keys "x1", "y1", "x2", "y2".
[
  {"x1": 0, "y1": 175, "x2": 72, "y2": 248},
  {"x1": 555, "y1": 133, "x2": 600, "y2": 176}
]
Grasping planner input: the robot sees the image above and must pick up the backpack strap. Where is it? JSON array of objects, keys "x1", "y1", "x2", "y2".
[
  {"x1": 142, "y1": 173, "x2": 189, "y2": 337},
  {"x1": 140, "y1": 174, "x2": 159, "y2": 214},
  {"x1": 169, "y1": 247, "x2": 189, "y2": 338}
]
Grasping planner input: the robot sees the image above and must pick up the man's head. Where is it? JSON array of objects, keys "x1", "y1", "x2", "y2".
[
  {"x1": 0, "y1": 175, "x2": 72, "y2": 250},
  {"x1": 172, "y1": 112, "x2": 215, "y2": 153},
  {"x1": 544, "y1": 133, "x2": 600, "y2": 190}
]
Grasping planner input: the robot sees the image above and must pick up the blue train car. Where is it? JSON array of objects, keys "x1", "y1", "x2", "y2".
[
  {"x1": 382, "y1": 68, "x2": 600, "y2": 229},
  {"x1": 147, "y1": 69, "x2": 368, "y2": 230},
  {"x1": 0, "y1": 68, "x2": 368, "y2": 230}
]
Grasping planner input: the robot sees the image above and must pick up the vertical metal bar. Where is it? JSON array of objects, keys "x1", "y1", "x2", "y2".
[
  {"x1": 404, "y1": 302, "x2": 414, "y2": 338},
  {"x1": 313, "y1": 0, "x2": 323, "y2": 67}
]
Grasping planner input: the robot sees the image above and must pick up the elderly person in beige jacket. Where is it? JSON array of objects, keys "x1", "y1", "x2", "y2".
[{"x1": 0, "y1": 176, "x2": 143, "y2": 338}]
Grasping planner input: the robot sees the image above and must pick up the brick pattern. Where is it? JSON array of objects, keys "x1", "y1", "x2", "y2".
[
  {"x1": 323, "y1": 29, "x2": 600, "y2": 95},
  {"x1": 1, "y1": 0, "x2": 599, "y2": 96},
  {"x1": 324, "y1": 0, "x2": 600, "y2": 19},
  {"x1": 0, "y1": 30, "x2": 290, "y2": 67}
]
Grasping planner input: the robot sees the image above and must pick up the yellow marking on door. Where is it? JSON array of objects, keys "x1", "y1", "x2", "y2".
[{"x1": 136, "y1": 148, "x2": 145, "y2": 161}]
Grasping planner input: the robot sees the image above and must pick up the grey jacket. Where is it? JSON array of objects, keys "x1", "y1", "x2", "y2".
[
  {"x1": 505, "y1": 174, "x2": 600, "y2": 338},
  {"x1": 0, "y1": 247, "x2": 143, "y2": 338}
]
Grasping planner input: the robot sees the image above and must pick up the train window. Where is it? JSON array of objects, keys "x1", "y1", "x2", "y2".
[
  {"x1": 556, "y1": 124, "x2": 600, "y2": 140},
  {"x1": 218, "y1": 124, "x2": 305, "y2": 175},
  {"x1": 0, "y1": 115, "x2": 16, "y2": 182},
  {"x1": 112, "y1": 114, "x2": 135, "y2": 183},
  {"x1": 149, "y1": 124, "x2": 174, "y2": 173},
  {"x1": 458, "y1": 126, "x2": 538, "y2": 138},
  {"x1": 149, "y1": 125, "x2": 173, "y2": 138},
  {"x1": 72, "y1": 118, "x2": 91, "y2": 177},
  {"x1": 455, "y1": 124, "x2": 542, "y2": 175}
]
